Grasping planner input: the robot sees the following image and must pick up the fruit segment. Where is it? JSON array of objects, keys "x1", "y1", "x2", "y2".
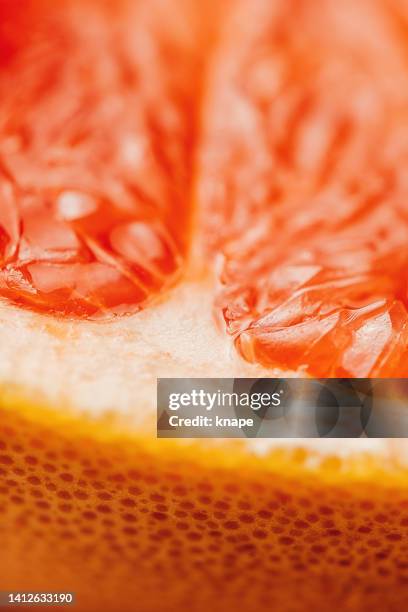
[
  {"x1": 0, "y1": 0, "x2": 201, "y2": 318},
  {"x1": 199, "y1": 0, "x2": 408, "y2": 376},
  {"x1": 1, "y1": 0, "x2": 408, "y2": 377}
]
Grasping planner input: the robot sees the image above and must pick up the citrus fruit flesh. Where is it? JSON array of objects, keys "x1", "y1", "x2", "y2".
[
  {"x1": 0, "y1": 1, "x2": 408, "y2": 612},
  {"x1": 198, "y1": 0, "x2": 408, "y2": 377},
  {"x1": 0, "y1": 0, "x2": 202, "y2": 318},
  {"x1": 0, "y1": 0, "x2": 407, "y2": 376}
]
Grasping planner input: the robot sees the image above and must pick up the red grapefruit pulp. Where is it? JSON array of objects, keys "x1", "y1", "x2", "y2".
[
  {"x1": 0, "y1": 0, "x2": 202, "y2": 318},
  {"x1": 198, "y1": 0, "x2": 408, "y2": 376},
  {"x1": 0, "y1": 0, "x2": 407, "y2": 377}
]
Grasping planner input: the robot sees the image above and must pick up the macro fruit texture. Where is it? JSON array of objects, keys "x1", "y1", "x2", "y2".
[
  {"x1": 0, "y1": 0, "x2": 202, "y2": 317},
  {"x1": 0, "y1": 1, "x2": 408, "y2": 612},
  {"x1": 198, "y1": 0, "x2": 408, "y2": 377},
  {"x1": 1, "y1": 404, "x2": 408, "y2": 612}
]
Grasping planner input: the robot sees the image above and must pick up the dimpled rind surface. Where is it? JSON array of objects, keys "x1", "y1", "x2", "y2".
[
  {"x1": 199, "y1": 0, "x2": 408, "y2": 377},
  {"x1": 0, "y1": 402, "x2": 408, "y2": 612},
  {"x1": 0, "y1": 0, "x2": 199, "y2": 318}
]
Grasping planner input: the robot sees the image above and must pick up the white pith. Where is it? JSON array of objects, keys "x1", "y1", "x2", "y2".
[{"x1": 0, "y1": 268, "x2": 404, "y2": 459}]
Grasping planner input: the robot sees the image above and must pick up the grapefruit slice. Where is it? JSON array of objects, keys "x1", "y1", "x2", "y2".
[{"x1": 0, "y1": 1, "x2": 407, "y2": 612}]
